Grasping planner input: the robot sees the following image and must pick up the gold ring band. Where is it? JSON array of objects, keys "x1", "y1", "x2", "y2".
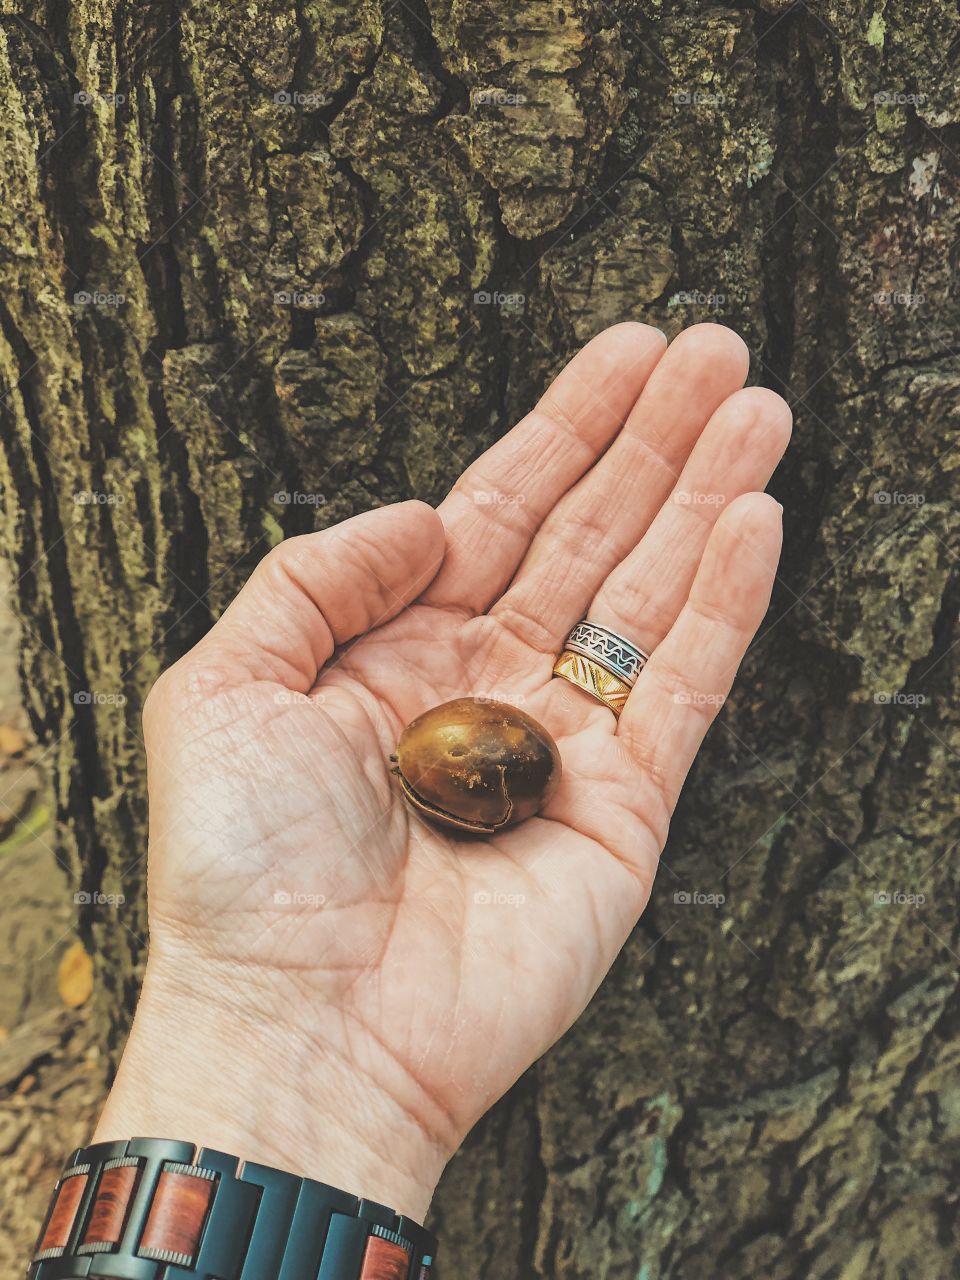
[{"x1": 552, "y1": 651, "x2": 632, "y2": 718}]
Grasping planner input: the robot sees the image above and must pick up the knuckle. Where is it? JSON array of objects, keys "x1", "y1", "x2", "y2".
[
  {"x1": 261, "y1": 535, "x2": 310, "y2": 585},
  {"x1": 493, "y1": 601, "x2": 558, "y2": 656},
  {"x1": 603, "y1": 580, "x2": 674, "y2": 643},
  {"x1": 547, "y1": 508, "x2": 611, "y2": 565},
  {"x1": 650, "y1": 661, "x2": 716, "y2": 718}
]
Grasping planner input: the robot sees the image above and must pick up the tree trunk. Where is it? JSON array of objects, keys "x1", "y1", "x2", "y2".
[{"x1": 2, "y1": 1, "x2": 958, "y2": 1275}]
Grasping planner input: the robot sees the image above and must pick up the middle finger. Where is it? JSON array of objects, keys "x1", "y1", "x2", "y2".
[{"x1": 490, "y1": 324, "x2": 750, "y2": 652}]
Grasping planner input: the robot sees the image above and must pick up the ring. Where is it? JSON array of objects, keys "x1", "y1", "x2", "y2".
[
  {"x1": 561, "y1": 620, "x2": 650, "y2": 686},
  {"x1": 552, "y1": 651, "x2": 632, "y2": 718}
]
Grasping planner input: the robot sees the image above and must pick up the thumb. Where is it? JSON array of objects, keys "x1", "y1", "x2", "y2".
[{"x1": 191, "y1": 500, "x2": 446, "y2": 689}]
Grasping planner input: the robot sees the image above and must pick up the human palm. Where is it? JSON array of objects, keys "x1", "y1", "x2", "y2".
[{"x1": 102, "y1": 322, "x2": 790, "y2": 1219}]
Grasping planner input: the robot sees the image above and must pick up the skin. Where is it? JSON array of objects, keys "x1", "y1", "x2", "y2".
[{"x1": 95, "y1": 322, "x2": 791, "y2": 1222}]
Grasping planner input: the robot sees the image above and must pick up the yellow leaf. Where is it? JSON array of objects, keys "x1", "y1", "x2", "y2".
[
  {"x1": 58, "y1": 941, "x2": 93, "y2": 1008},
  {"x1": 0, "y1": 723, "x2": 28, "y2": 756}
]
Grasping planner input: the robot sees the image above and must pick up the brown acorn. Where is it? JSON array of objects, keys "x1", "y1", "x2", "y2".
[{"x1": 392, "y1": 697, "x2": 561, "y2": 834}]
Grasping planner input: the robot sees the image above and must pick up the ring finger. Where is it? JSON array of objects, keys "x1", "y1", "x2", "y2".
[
  {"x1": 551, "y1": 386, "x2": 790, "y2": 720},
  {"x1": 590, "y1": 386, "x2": 791, "y2": 656}
]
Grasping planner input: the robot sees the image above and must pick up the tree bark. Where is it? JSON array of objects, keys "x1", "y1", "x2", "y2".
[{"x1": 2, "y1": 1, "x2": 959, "y2": 1275}]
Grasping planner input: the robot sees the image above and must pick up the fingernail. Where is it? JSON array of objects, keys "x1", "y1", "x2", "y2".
[{"x1": 653, "y1": 327, "x2": 668, "y2": 343}]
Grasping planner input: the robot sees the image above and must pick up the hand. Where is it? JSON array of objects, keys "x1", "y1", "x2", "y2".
[{"x1": 96, "y1": 323, "x2": 790, "y2": 1221}]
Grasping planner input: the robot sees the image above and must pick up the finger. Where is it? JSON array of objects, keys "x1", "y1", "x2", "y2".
[
  {"x1": 589, "y1": 386, "x2": 791, "y2": 656},
  {"x1": 420, "y1": 322, "x2": 668, "y2": 615},
  {"x1": 617, "y1": 493, "x2": 782, "y2": 819},
  {"x1": 491, "y1": 323, "x2": 751, "y2": 652},
  {"x1": 189, "y1": 501, "x2": 446, "y2": 689}
]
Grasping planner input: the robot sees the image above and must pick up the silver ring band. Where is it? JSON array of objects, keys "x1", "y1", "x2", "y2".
[{"x1": 562, "y1": 620, "x2": 650, "y2": 686}]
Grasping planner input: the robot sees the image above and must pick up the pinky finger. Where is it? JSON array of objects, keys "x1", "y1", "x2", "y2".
[{"x1": 616, "y1": 492, "x2": 783, "y2": 815}]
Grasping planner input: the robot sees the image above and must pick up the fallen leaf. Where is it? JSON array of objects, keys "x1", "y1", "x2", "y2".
[
  {"x1": 0, "y1": 723, "x2": 29, "y2": 757},
  {"x1": 58, "y1": 942, "x2": 93, "y2": 1009}
]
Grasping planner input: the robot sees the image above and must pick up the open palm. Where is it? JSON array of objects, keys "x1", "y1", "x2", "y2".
[{"x1": 101, "y1": 322, "x2": 790, "y2": 1219}]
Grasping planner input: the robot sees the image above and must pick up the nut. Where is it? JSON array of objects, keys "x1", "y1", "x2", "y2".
[{"x1": 393, "y1": 697, "x2": 561, "y2": 833}]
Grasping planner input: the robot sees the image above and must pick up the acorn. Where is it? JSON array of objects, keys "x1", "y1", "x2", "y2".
[{"x1": 391, "y1": 697, "x2": 561, "y2": 834}]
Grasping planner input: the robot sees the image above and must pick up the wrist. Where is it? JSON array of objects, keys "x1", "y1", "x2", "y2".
[{"x1": 93, "y1": 951, "x2": 447, "y2": 1223}]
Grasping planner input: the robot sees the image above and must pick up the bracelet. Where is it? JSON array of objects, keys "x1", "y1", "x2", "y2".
[{"x1": 28, "y1": 1138, "x2": 437, "y2": 1279}]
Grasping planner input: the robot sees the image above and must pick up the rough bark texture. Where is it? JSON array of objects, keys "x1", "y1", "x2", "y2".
[{"x1": 1, "y1": 1, "x2": 958, "y2": 1276}]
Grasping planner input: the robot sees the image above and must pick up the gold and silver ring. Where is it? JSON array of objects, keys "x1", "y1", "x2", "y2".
[{"x1": 552, "y1": 620, "x2": 650, "y2": 718}]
